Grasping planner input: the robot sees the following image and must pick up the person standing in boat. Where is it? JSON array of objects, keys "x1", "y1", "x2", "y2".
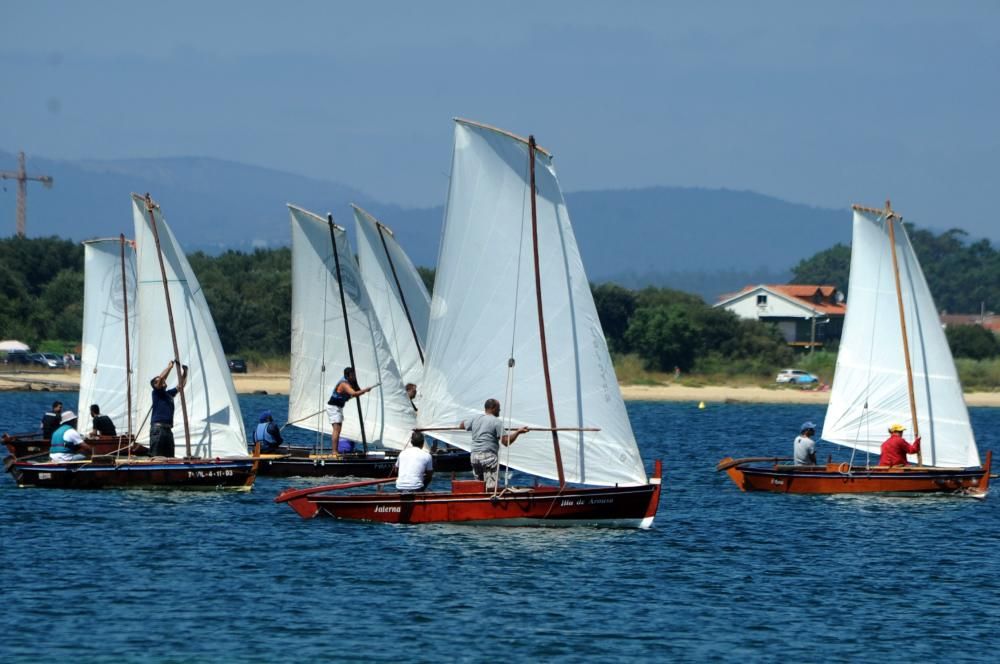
[
  {"x1": 793, "y1": 421, "x2": 818, "y2": 465},
  {"x1": 394, "y1": 431, "x2": 434, "y2": 492},
  {"x1": 150, "y1": 360, "x2": 188, "y2": 457},
  {"x1": 49, "y1": 410, "x2": 92, "y2": 461},
  {"x1": 41, "y1": 400, "x2": 63, "y2": 440},
  {"x1": 254, "y1": 410, "x2": 284, "y2": 453},
  {"x1": 88, "y1": 404, "x2": 117, "y2": 437},
  {"x1": 879, "y1": 424, "x2": 921, "y2": 467},
  {"x1": 460, "y1": 399, "x2": 529, "y2": 490},
  {"x1": 327, "y1": 367, "x2": 374, "y2": 453}
]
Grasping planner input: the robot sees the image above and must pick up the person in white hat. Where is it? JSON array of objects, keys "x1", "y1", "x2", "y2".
[{"x1": 49, "y1": 410, "x2": 92, "y2": 462}]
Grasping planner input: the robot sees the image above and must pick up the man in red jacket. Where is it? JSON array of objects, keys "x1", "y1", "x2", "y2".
[{"x1": 879, "y1": 423, "x2": 921, "y2": 466}]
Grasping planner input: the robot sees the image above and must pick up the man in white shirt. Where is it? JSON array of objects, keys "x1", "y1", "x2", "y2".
[
  {"x1": 395, "y1": 432, "x2": 434, "y2": 492},
  {"x1": 793, "y1": 421, "x2": 818, "y2": 466}
]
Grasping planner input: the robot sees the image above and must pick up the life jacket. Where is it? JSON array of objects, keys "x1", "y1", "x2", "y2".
[
  {"x1": 50, "y1": 424, "x2": 75, "y2": 455},
  {"x1": 327, "y1": 377, "x2": 352, "y2": 408},
  {"x1": 255, "y1": 422, "x2": 277, "y2": 445}
]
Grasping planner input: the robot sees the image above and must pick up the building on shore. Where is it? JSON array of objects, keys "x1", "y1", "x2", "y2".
[{"x1": 715, "y1": 284, "x2": 846, "y2": 349}]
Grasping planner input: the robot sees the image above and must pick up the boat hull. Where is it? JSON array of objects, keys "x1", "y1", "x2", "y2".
[
  {"x1": 5, "y1": 456, "x2": 258, "y2": 490},
  {"x1": 276, "y1": 460, "x2": 663, "y2": 528},
  {"x1": 256, "y1": 449, "x2": 471, "y2": 478},
  {"x1": 3, "y1": 433, "x2": 144, "y2": 459},
  {"x1": 719, "y1": 451, "x2": 991, "y2": 496}
]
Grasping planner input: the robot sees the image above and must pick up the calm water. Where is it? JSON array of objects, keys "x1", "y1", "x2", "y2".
[{"x1": 2, "y1": 391, "x2": 998, "y2": 662}]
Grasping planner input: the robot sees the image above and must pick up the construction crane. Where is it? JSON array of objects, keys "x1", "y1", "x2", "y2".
[{"x1": 0, "y1": 151, "x2": 54, "y2": 237}]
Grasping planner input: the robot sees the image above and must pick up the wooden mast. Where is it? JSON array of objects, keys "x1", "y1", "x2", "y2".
[
  {"x1": 327, "y1": 214, "x2": 368, "y2": 454},
  {"x1": 528, "y1": 135, "x2": 566, "y2": 487},
  {"x1": 884, "y1": 199, "x2": 922, "y2": 465},
  {"x1": 375, "y1": 220, "x2": 424, "y2": 365},
  {"x1": 143, "y1": 194, "x2": 192, "y2": 458},
  {"x1": 119, "y1": 234, "x2": 134, "y2": 443}
]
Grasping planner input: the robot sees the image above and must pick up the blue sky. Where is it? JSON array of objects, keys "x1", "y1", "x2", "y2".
[{"x1": 2, "y1": 1, "x2": 998, "y2": 238}]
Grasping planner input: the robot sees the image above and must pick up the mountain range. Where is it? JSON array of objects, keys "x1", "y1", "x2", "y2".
[{"x1": 2, "y1": 150, "x2": 860, "y2": 300}]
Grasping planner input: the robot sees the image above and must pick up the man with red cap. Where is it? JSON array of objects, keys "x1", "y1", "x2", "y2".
[{"x1": 879, "y1": 423, "x2": 921, "y2": 467}]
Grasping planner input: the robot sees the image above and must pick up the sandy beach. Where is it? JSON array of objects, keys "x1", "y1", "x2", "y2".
[{"x1": 3, "y1": 370, "x2": 997, "y2": 407}]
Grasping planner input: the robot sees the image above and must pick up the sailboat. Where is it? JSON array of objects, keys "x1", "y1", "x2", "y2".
[
  {"x1": 276, "y1": 119, "x2": 663, "y2": 526},
  {"x1": 6, "y1": 194, "x2": 258, "y2": 489},
  {"x1": 3, "y1": 237, "x2": 140, "y2": 460},
  {"x1": 258, "y1": 205, "x2": 417, "y2": 477},
  {"x1": 353, "y1": 204, "x2": 470, "y2": 472},
  {"x1": 719, "y1": 202, "x2": 991, "y2": 495}
]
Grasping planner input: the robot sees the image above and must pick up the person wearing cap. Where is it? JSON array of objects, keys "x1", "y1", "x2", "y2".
[
  {"x1": 253, "y1": 410, "x2": 284, "y2": 453},
  {"x1": 793, "y1": 421, "x2": 818, "y2": 466},
  {"x1": 394, "y1": 431, "x2": 434, "y2": 492},
  {"x1": 49, "y1": 411, "x2": 92, "y2": 462},
  {"x1": 150, "y1": 360, "x2": 188, "y2": 457},
  {"x1": 879, "y1": 423, "x2": 921, "y2": 467}
]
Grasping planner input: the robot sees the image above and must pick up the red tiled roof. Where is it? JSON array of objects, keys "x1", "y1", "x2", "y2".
[{"x1": 941, "y1": 314, "x2": 1000, "y2": 332}]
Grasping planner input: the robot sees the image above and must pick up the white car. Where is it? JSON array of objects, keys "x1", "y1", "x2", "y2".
[{"x1": 775, "y1": 369, "x2": 819, "y2": 384}]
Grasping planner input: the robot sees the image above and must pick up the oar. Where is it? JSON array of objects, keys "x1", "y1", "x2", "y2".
[
  {"x1": 715, "y1": 456, "x2": 791, "y2": 472},
  {"x1": 274, "y1": 476, "x2": 397, "y2": 503}
]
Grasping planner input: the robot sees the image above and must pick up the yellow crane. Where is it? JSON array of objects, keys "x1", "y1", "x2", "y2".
[{"x1": 1, "y1": 151, "x2": 54, "y2": 237}]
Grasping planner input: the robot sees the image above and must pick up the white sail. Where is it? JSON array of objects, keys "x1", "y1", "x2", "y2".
[
  {"x1": 78, "y1": 238, "x2": 137, "y2": 436},
  {"x1": 417, "y1": 119, "x2": 647, "y2": 487},
  {"x1": 354, "y1": 205, "x2": 430, "y2": 386},
  {"x1": 821, "y1": 209, "x2": 979, "y2": 467},
  {"x1": 288, "y1": 205, "x2": 416, "y2": 449},
  {"x1": 130, "y1": 195, "x2": 247, "y2": 458}
]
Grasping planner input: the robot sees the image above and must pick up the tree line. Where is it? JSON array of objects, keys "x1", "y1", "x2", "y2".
[{"x1": 1, "y1": 226, "x2": 997, "y2": 367}]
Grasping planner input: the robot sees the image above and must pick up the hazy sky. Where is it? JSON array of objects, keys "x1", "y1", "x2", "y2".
[{"x1": 3, "y1": 1, "x2": 998, "y2": 238}]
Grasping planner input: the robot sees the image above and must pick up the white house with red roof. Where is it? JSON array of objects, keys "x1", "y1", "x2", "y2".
[{"x1": 714, "y1": 284, "x2": 847, "y2": 348}]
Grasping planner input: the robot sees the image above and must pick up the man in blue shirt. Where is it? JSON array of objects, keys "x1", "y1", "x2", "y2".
[{"x1": 150, "y1": 360, "x2": 187, "y2": 458}]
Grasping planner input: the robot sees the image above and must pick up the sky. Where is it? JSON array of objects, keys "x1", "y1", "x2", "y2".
[{"x1": 2, "y1": 1, "x2": 998, "y2": 238}]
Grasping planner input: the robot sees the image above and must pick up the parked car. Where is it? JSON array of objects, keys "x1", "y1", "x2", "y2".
[
  {"x1": 228, "y1": 358, "x2": 248, "y2": 374},
  {"x1": 775, "y1": 368, "x2": 819, "y2": 384},
  {"x1": 30, "y1": 352, "x2": 64, "y2": 369},
  {"x1": 3, "y1": 350, "x2": 32, "y2": 365}
]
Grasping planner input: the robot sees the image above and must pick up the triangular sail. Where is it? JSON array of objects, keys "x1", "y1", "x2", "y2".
[
  {"x1": 416, "y1": 120, "x2": 647, "y2": 486},
  {"x1": 130, "y1": 195, "x2": 247, "y2": 458},
  {"x1": 821, "y1": 209, "x2": 979, "y2": 467},
  {"x1": 354, "y1": 205, "x2": 430, "y2": 386},
  {"x1": 288, "y1": 205, "x2": 415, "y2": 449},
  {"x1": 78, "y1": 238, "x2": 137, "y2": 436}
]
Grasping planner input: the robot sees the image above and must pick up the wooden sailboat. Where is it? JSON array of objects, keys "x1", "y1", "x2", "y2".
[
  {"x1": 258, "y1": 205, "x2": 420, "y2": 478},
  {"x1": 6, "y1": 195, "x2": 258, "y2": 489},
  {"x1": 276, "y1": 119, "x2": 663, "y2": 526},
  {"x1": 353, "y1": 204, "x2": 470, "y2": 472},
  {"x1": 719, "y1": 202, "x2": 992, "y2": 496}
]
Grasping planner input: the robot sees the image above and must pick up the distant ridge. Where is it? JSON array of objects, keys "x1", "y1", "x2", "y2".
[{"x1": 0, "y1": 151, "x2": 854, "y2": 299}]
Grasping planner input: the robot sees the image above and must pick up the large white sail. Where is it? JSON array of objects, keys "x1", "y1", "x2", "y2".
[
  {"x1": 78, "y1": 238, "x2": 137, "y2": 436},
  {"x1": 354, "y1": 205, "x2": 430, "y2": 386},
  {"x1": 821, "y1": 208, "x2": 979, "y2": 467},
  {"x1": 417, "y1": 120, "x2": 647, "y2": 487},
  {"x1": 288, "y1": 205, "x2": 415, "y2": 450},
  {"x1": 130, "y1": 195, "x2": 247, "y2": 458}
]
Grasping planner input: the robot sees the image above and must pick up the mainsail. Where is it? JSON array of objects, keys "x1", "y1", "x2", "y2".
[
  {"x1": 288, "y1": 205, "x2": 415, "y2": 449},
  {"x1": 416, "y1": 119, "x2": 647, "y2": 487},
  {"x1": 821, "y1": 208, "x2": 979, "y2": 467},
  {"x1": 78, "y1": 238, "x2": 137, "y2": 436},
  {"x1": 130, "y1": 195, "x2": 247, "y2": 458},
  {"x1": 354, "y1": 205, "x2": 430, "y2": 386}
]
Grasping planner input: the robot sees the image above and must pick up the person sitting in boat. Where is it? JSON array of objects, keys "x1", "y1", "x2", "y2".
[
  {"x1": 49, "y1": 410, "x2": 92, "y2": 462},
  {"x1": 150, "y1": 360, "x2": 188, "y2": 457},
  {"x1": 460, "y1": 398, "x2": 529, "y2": 490},
  {"x1": 254, "y1": 410, "x2": 284, "y2": 453},
  {"x1": 394, "y1": 431, "x2": 434, "y2": 492},
  {"x1": 879, "y1": 424, "x2": 921, "y2": 467},
  {"x1": 41, "y1": 400, "x2": 63, "y2": 440},
  {"x1": 327, "y1": 367, "x2": 374, "y2": 452},
  {"x1": 88, "y1": 404, "x2": 117, "y2": 437},
  {"x1": 793, "y1": 421, "x2": 818, "y2": 466}
]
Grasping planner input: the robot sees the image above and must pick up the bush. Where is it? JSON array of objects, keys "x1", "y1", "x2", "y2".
[{"x1": 946, "y1": 325, "x2": 1000, "y2": 360}]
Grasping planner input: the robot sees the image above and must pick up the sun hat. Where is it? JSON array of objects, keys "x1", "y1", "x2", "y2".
[
  {"x1": 888, "y1": 423, "x2": 906, "y2": 433},
  {"x1": 60, "y1": 410, "x2": 77, "y2": 424}
]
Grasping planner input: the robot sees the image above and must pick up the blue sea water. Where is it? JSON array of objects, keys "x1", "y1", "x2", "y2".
[{"x1": 2, "y1": 391, "x2": 998, "y2": 662}]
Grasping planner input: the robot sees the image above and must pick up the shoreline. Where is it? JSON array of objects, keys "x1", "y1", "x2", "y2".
[{"x1": 3, "y1": 371, "x2": 998, "y2": 407}]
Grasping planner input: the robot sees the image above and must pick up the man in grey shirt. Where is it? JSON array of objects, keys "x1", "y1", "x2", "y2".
[
  {"x1": 461, "y1": 398, "x2": 529, "y2": 490},
  {"x1": 793, "y1": 421, "x2": 818, "y2": 465}
]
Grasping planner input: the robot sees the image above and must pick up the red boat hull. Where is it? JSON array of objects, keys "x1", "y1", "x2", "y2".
[
  {"x1": 276, "y1": 460, "x2": 663, "y2": 528},
  {"x1": 720, "y1": 451, "x2": 991, "y2": 496}
]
